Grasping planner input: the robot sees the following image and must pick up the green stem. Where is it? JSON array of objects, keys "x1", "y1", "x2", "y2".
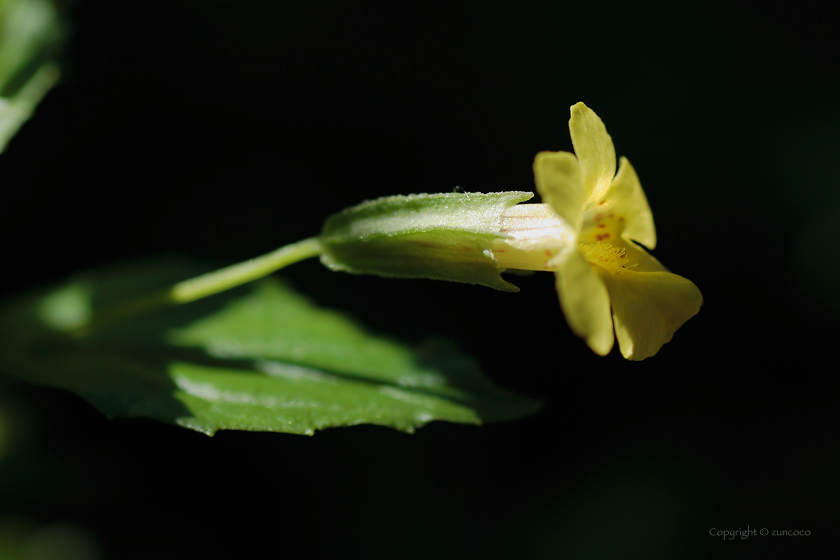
[
  {"x1": 73, "y1": 237, "x2": 323, "y2": 334},
  {"x1": 171, "y1": 237, "x2": 322, "y2": 304}
]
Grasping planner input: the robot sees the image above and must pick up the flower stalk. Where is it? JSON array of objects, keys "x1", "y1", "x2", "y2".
[
  {"x1": 69, "y1": 237, "x2": 323, "y2": 334},
  {"x1": 170, "y1": 237, "x2": 323, "y2": 304}
]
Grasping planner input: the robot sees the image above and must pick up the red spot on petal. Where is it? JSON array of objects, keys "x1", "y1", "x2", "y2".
[
  {"x1": 596, "y1": 233, "x2": 611, "y2": 241},
  {"x1": 597, "y1": 223, "x2": 606, "y2": 228},
  {"x1": 544, "y1": 249, "x2": 552, "y2": 256},
  {"x1": 598, "y1": 200, "x2": 608, "y2": 206}
]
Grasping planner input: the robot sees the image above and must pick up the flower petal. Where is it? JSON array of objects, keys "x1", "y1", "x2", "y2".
[
  {"x1": 569, "y1": 102, "x2": 616, "y2": 203},
  {"x1": 552, "y1": 251, "x2": 614, "y2": 356},
  {"x1": 599, "y1": 269, "x2": 702, "y2": 360},
  {"x1": 604, "y1": 157, "x2": 657, "y2": 249},
  {"x1": 619, "y1": 239, "x2": 668, "y2": 273},
  {"x1": 533, "y1": 150, "x2": 586, "y2": 232}
]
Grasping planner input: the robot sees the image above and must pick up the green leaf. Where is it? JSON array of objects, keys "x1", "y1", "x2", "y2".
[
  {"x1": 0, "y1": 61, "x2": 58, "y2": 152},
  {"x1": 0, "y1": 258, "x2": 541, "y2": 435},
  {"x1": 0, "y1": 0, "x2": 63, "y2": 153}
]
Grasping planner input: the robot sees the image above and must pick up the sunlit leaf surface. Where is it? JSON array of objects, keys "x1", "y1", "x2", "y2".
[{"x1": 0, "y1": 258, "x2": 540, "y2": 435}]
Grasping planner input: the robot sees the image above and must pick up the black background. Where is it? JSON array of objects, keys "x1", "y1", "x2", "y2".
[{"x1": 0, "y1": 0, "x2": 837, "y2": 558}]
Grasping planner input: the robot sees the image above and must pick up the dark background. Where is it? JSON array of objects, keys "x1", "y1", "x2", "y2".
[{"x1": 0, "y1": 0, "x2": 837, "y2": 558}]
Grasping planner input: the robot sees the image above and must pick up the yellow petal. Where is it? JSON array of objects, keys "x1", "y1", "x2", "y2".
[
  {"x1": 552, "y1": 250, "x2": 614, "y2": 356},
  {"x1": 604, "y1": 157, "x2": 657, "y2": 249},
  {"x1": 620, "y1": 239, "x2": 668, "y2": 273},
  {"x1": 599, "y1": 269, "x2": 702, "y2": 360},
  {"x1": 533, "y1": 150, "x2": 586, "y2": 232},
  {"x1": 569, "y1": 102, "x2": 616, "y2": 203}
]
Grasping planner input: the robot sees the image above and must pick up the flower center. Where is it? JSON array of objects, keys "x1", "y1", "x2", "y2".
[
  {"x1": 579, "y1": 201, "x2": 627, "y2": 245},
  {"x1": 492, "y1": 203, "x2": 637, "y2": 274},
  {"x1": 578, "y1": 241, "x2": 635, "y2": 275}
]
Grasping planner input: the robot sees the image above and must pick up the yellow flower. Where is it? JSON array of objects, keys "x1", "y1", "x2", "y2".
[{"x1": 493, "y1": 102, "x2": 702, "y2": 360}]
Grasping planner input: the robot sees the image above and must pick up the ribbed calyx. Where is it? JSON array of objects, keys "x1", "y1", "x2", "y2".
[{"x1": 319, "y1": 191, "x2": 534, "y2": 292}]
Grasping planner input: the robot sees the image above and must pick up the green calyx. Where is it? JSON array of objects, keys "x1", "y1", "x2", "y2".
[{"x1": 319, "y1": 191, "x2": 534, "y2": 292}]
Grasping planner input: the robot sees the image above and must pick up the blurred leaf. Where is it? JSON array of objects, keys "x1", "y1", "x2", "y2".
[
  {"x1": 0, "y1": 258, "x2": 540, "y2": 435},
  {"x1": 0, "y1": 0, "x2": 63, "y2": 153}
]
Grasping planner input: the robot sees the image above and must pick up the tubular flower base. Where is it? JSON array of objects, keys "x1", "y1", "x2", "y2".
[{"x1": 493, "y1": 102, "x2": 702, "y2": 360}]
